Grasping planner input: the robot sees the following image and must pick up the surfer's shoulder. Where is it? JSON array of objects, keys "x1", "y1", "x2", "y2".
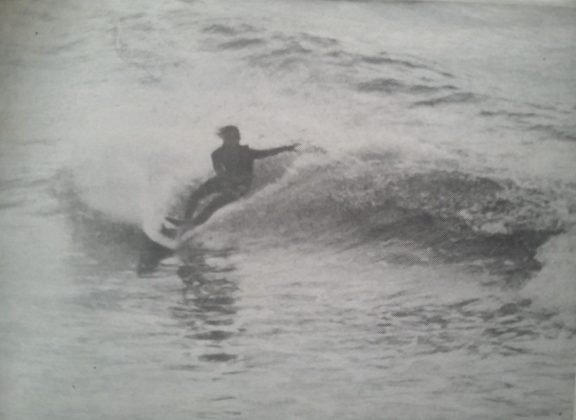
[
  {"x1": 212, "y1": 146, "x2": 224, "y2": 158},
  {"x1": 234, "y1": 144, "x2": 252, "y2": 155}
]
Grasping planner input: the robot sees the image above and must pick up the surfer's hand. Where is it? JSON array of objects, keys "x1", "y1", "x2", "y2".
[{"x1": 286, "y1": 143, "x2": 300, "y2": 152}]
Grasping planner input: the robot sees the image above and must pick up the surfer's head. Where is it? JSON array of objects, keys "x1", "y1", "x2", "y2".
[{"x1": 218, "y1": 125, "x2": 241, "y2": 145}]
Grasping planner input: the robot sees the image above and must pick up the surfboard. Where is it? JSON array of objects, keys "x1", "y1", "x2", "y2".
[
  {"x1": 137, "y1": 217, "x2": 196, "y2": 276},
  {"x1": 142, "y1": 217, "x2": 180, "y2": 250},
  {"x1": 136, "y1": 175, "x2": 250, "y2": 275}
]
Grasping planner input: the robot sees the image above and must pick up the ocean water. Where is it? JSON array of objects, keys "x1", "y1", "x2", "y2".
[{"x1": 0, "y1": 0, "x2": 575, "y2": 419}]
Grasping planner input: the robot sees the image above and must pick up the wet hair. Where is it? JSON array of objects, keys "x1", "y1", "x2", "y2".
[{"x1": 217, "y1": 125, "x2": 240, "y2": 138}]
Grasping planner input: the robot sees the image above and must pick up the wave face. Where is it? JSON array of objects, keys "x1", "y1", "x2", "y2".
[{"x1": 186, "y1": 150, "x2": 568, "y2": 283}]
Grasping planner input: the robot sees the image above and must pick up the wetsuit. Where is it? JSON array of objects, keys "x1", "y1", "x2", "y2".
[{"x1": 184, "y1": 144, "x2": 293, "y2": 225}]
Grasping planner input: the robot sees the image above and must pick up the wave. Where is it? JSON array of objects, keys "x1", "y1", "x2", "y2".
[
  {"x1": 217, "y1": 38, "x2": 266, "y2": 50},
  {"x1": 202, "y1": 23, "x2": 258, "y2": 36},
  {"x1": 183, "y1": 150, "x2": 568, "y2": 283},
  {"x1": 523, "y1": 227, "x2": 576, "y2": 321},
  {"x1": 412, "y1": 92, "x2": 484, "y2": 107},
  {"x1": 359, "y1": 53, "x2": 450, "y2": 75},
  {"x1": 48, "y1": 0, "x2": 576, "y2": 321},
  {"x1": 478, "y1": 110, "x2": 541, "y2": 120},
  {"x1": 52, "y1": 171, "x2": 144, "y2": 273},
  {"x1": 57, "y1": 140, "x2": 573, "y2": 295},
  {"x1": 199, "y1": 19, "x2": 454, "y2": 85},
  {"x1": 356, "y1": 78, "x2": 456, "y2": 95},
  {"x1": 528, "y1": 123, "x2": 576, "y2": 143}
]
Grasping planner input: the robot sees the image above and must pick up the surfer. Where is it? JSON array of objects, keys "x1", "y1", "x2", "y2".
[
  {"x1": 138, "y1": 125, "x2": 297, "y2": 275},
  {"x1": 180, "y1": 125, "x2": 299, "y2": 226}
]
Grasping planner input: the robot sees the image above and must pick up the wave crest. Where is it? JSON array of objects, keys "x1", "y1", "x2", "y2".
[{"x1": 190, "y1": 151, "x2": 567, "y2": 282}]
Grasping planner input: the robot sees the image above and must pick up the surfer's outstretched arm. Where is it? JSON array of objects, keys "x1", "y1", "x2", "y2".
[{"x1": 250, "y1": 143, "x2": 299, "y2": 159}]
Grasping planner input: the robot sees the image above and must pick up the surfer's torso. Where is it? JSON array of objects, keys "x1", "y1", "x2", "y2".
[{"x1": 211, "y1": 145, "x2": 256, "y2": 182}]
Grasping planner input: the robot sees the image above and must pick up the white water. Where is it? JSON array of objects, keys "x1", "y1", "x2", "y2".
[{"x1": 1, "y1": 0, "x2": 575, "y2": 418}]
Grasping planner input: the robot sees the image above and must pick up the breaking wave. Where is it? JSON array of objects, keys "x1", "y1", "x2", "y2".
[
  {"x1": 54, "y1": 1, "x2": 576, "y2": 323},
  {"x1": 164, "y1": 149, "x2": 573, "y2": 296}
]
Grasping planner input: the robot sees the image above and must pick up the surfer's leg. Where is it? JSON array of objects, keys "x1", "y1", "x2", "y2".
[
  {"x1": 184, "y1": 177, "x2": 221, "y2": 220},
  {"x1": 137, "y1": 234, "x2": 174, "y2": 276},
  {"x1": 191, "y1": 181, "x2": 251, "y2": 225},
  {"x1": 192, "y1": 193, "x2": 237, "y2": 226}
]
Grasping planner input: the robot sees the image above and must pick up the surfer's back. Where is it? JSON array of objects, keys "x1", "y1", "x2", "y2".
[{"x1": 211, "y1": 144, "x2": 256, "y2": 180}]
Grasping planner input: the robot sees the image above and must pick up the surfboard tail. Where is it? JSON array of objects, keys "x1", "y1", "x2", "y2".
[{"x1": 136, "y1": 233, "x2": 174, "y2": 276}]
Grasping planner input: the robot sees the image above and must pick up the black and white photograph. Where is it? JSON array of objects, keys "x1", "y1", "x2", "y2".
[{"x1": 0, "y1": 0, "x2": 575, "y2": 418}]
